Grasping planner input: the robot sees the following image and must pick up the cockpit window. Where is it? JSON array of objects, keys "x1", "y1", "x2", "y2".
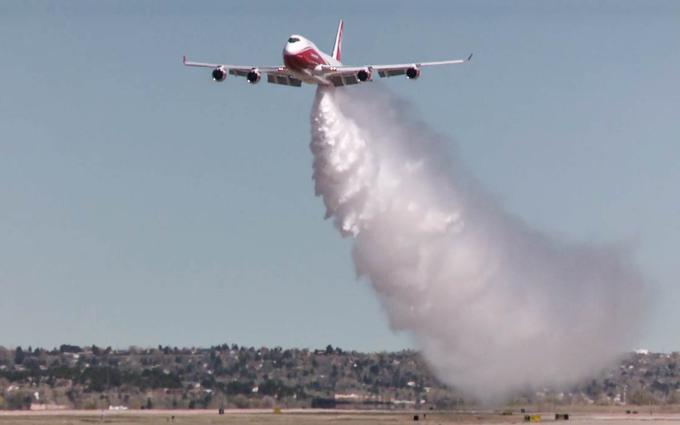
[{"x1": 288, "y1": 37, "x2": 300, "y2": 43}]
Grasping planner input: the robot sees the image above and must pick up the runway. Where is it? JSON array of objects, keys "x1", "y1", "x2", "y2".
[{"x1": 3, "y1": 409, "x2": 680, "y2": 425}]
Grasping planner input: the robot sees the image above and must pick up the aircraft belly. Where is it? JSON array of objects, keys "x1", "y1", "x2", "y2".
[{"x1": 289, "y1": 69, "x2": 328, "y2": 86}]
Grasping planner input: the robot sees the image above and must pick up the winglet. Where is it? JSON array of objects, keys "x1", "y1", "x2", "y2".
[
  {"x1": 467, "y1": 53, "x2": 473, "y2": 61},
  {"x1": 182, "y1": 55, "x2": 187, "y2": 65}
]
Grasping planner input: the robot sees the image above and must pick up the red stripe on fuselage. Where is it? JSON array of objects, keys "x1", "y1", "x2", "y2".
[{"x1": 283, "y1": 47, "x2": 327, "y2": 71}]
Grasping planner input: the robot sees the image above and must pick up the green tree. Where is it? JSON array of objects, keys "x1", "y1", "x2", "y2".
[{"x1": 14, "y1": 347, "x2": 25, "y2": 365}]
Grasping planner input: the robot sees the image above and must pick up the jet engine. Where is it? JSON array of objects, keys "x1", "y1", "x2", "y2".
[
  {"x1": 212, "y1": 66, "x2": 227, "y2": 82},
  {"x1": 356, "y1": 68, "x2": 372, "y2": 82},
  {"x1": 406, "y1": 66, "x2": 421, "y2": 80},
  {"x1": 246, "y1": 69, "x2": 261, "y2": 84}
]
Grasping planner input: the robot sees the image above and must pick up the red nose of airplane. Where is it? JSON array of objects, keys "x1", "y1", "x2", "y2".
[{"x1": 283, "y1": 44, "x2": 326, "y2": 71}]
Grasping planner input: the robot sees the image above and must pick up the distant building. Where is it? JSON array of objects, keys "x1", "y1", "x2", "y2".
[
  {"x1": 334, "y1": 393, "x2": 365, "y2": 401},
  {"x1": 30, "y1": 403, "x2": 68, "y2": 411},
  {"x1": 109, "y1": 405, "x2": 129, "y2": 411}
]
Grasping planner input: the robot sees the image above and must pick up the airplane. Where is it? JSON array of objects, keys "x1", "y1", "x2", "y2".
[{"x1": 183, "y1": 20, "x2": 472, "y2": 87}]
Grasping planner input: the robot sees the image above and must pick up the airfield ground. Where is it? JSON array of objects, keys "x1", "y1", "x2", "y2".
[{"x1": 3, "y1": 409, "x2": 680, "y2": 425}]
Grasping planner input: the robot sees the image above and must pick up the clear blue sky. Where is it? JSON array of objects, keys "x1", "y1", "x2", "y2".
[{"x1": 0, "y1": 0, "x2": 678, "y2": 352}]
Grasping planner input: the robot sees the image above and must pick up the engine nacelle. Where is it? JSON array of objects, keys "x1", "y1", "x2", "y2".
[
  {"x1": 406, "y1": 67, "x2": 421, "y2": 80},
  {"x1": 246, "y1": 69, "x2": 261, "y2": 84},
  {"x1": 212, "y1": 66, "x2": 227, "y2": 82},
  {"x1": 356, "y1": 68, "x2": 372, "y2": 82}
]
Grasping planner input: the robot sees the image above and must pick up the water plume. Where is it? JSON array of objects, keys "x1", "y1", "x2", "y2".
[{"x1": 309, "y1": 85, "x2": 647, "y2": 402}]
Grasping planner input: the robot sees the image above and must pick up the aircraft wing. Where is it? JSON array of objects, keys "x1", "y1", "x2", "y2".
[
  {"x1": 264, "y1": 69, "x2": 303, "y2": 87},
  {"x1": 183, "y1": 56, "x2": 301, "y2": 86},
  {"x1": 321, "y1": 53, "x2": 473, "y2": 86}
]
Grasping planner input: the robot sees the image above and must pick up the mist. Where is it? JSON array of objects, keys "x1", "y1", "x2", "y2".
[{"x1": 309, "y1": 85, "x2": 648, "y2": 402}]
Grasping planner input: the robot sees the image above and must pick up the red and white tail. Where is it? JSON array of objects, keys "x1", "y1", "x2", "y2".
[{"x1": 332, "y1": 19, "x2": 343, "y2": 61}]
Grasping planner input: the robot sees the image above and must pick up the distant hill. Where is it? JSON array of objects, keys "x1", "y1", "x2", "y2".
[{"x1": 0, "y1": 345, "x2": 677, "y2": 410}]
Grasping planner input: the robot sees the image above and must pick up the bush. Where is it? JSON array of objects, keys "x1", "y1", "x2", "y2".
[
  {"x1": 628, "y1": 389, "x2": 660, "y2": 405},
  {"x1": 231, "y1": 394, "x2": 250, "y2": 409},
  {"x1": 4, "y1": 390, "x2": 32, "y2": 410}
]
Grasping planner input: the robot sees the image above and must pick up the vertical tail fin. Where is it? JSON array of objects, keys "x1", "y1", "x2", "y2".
[{"x1": 332, "y1": 19, "x2": 344, "y2": 62}]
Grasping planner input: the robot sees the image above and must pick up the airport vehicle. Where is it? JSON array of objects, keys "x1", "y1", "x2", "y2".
[{"x1": 183, "y1": 20, "x2": 472, "y2": 87}]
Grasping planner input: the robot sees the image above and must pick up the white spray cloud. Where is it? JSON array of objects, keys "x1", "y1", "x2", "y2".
[{"x1": 310, "y1": 85, "x2": 648, "y2": 402}]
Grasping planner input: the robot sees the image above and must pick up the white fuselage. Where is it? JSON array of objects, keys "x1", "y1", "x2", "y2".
[{"x1": 282, "y1": 35, "x2": 341, "y2": 85}]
